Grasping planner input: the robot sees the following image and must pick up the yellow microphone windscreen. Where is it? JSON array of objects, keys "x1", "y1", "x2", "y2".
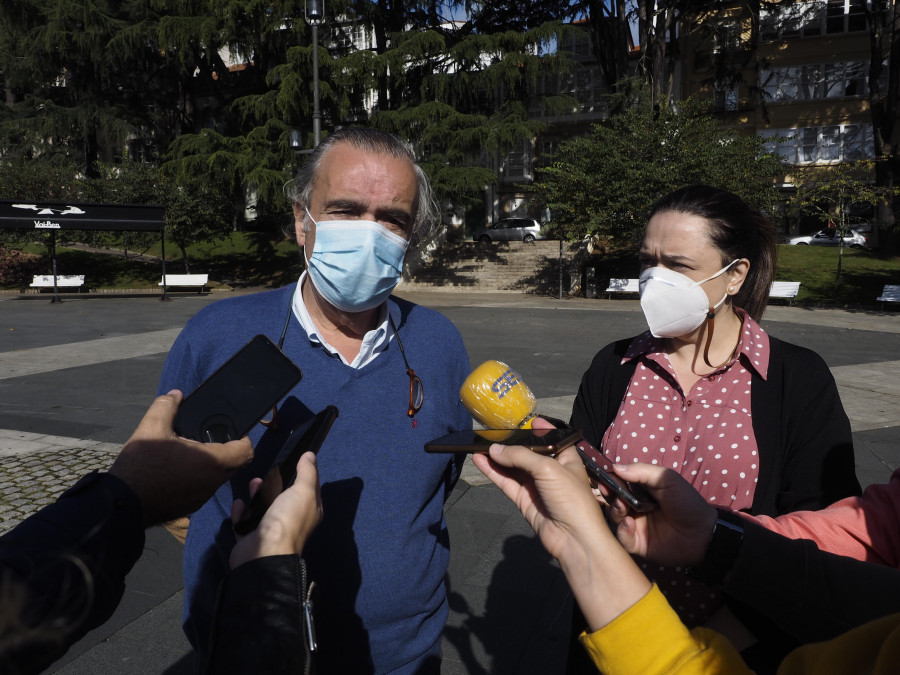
[{"x1": 460, "y1": 360, "x2": 536, "y2": 429}]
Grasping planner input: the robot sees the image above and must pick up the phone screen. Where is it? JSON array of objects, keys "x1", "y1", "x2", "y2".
[
  {"x1": 232, "y1": 405, "x2": 338, "y2": 535},
  {"x1": 174, "y1": 335, "x2": 302, "y2": 443},
  {"x1": 424, "y1": 427, "x2": 581, "y2": 454}
]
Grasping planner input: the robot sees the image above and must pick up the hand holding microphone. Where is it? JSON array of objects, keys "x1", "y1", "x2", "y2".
[{"x1": 459, "y1": 360, "x2": 656, "y2": 512}]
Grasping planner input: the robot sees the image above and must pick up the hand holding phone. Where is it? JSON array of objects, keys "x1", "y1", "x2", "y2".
[
  {"x1": 233, "y1": 405, "x2": 338, "y2": 535},
  {"x1": 174, "y1": 335, "x2": 302, "y2": 443},
  {"x1": 574, "y1": 439, "x2": 657, "y2": 513}
]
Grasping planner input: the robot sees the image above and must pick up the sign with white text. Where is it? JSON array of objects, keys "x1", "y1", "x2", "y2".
[{"x1": 0, "y1": 201, "x2": 164, "y2": 232}]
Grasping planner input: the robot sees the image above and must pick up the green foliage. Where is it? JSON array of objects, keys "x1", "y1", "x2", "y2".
[
  {"x1": 531, "y1": 97, "x2": 786, "y2": 243},
  {"x1": 787, "y1": 161, "x2": 896, "y2": 231},
  {"x1": 0, "y1": 159, "x2": 231, "y2": 267}
]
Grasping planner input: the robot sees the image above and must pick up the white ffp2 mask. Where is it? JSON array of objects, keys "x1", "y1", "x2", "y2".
[{"x1": 639, "y1": 261, "x2": 738, "y2": 338}]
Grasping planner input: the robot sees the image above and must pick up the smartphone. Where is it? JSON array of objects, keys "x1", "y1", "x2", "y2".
[
  {"x1": 574, "y1": 439, "x2": 657, "y2": 513},
  {"x1": 424, "y1": 427, "x2": 582, "y2": 454},
  {"x1": 174, "y1": 334, "x2": 302, "y2": 443},
  {"x1": 233, "y1": 405, "x2": 339, "y2": 535}
]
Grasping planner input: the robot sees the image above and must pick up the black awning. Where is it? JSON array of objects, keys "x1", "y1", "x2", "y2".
[{"x1": 0, "y1": 200, "x2": 165, "y2": 232}]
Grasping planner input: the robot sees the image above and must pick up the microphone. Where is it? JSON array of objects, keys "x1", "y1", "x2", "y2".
[
  {"x1": 459, "y1": 360, "x2": 537, "y2": 429},
  {"x1": 460, "y1": 360, "x2": 657, "y2": 512}
]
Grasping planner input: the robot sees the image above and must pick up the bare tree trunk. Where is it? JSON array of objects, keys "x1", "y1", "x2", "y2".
[{"x1": 867, "y1": 1, "x2": 900, "y2": 249}]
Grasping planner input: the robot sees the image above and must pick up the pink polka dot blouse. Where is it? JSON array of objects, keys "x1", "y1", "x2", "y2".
[{"x1": 601, "y1": 308, "x2": 771, "y2": 625}]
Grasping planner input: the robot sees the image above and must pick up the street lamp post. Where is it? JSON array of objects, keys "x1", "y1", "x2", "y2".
[{"x1": 306, "y1": 0, "x2": 324, "y2": 148}]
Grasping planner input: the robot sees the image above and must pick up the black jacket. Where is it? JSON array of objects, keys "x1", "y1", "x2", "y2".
[
  {"x1": 0, "y1": 472, "x2": 314, "y2": 674},
  {"x1": 566, "y1": 334, "x2": 862, "y2": 674},
  {"x1": 570, "y1": 335, "x2": 861, "y2": 516}
]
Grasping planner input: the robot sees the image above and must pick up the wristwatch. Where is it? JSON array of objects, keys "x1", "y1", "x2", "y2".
[{"x1": 685, "y1": 508, "x2": 746, "y2": 586}]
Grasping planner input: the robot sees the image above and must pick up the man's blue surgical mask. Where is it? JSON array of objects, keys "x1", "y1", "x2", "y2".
[{"x1": 304, "y1": 208, "x2": 409, "y2": 313}]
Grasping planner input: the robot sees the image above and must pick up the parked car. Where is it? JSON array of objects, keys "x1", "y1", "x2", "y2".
[
  {"x1": 472, "y1": 218, "x2": 546, "y2": 243},
  {"x1": 785, "y1": 228, "x2": 870, "y2": 249}
]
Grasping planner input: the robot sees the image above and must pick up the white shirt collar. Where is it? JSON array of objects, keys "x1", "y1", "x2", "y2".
[{"x1": 290, "y1": 272, "x2": 401, "y2": 368}]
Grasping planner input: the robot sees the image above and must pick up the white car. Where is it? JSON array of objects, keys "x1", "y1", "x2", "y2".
[
  {"x1": 785, "y1": 228, "x2": 870, "y2": 249},
  {"x1": 472, "y1": 218, "x2": 546, "y2": 243}
]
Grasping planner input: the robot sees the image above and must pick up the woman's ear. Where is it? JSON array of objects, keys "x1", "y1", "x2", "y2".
[{"x1": 728, "y1": 258, "x2": 750, "y2": 293}]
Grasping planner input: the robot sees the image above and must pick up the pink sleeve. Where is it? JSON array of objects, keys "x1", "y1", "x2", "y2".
[{"x1": 746, "y1": 469, "x2": 900, "y2": 567}]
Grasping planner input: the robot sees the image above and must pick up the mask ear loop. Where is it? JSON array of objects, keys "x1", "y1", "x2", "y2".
[
  {"x1": 702, "y1": 308, "x2": 722, "y2": 369},
  {"x1": 701, "y1": 260, "x2": 742, "y2": 369},
  {"x1": 702, "y1": 295, "x2": 738, "y2": 369}
]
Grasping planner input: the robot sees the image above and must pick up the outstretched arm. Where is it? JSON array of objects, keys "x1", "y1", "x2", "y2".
[
  {"x1": 0, "y1": 390, "x2": 254, "y2": 673},
  {"x1": 472, "y1": 444, "x2": 651, "y2": 631},
  {"x1": 205, "y1": 452, "x2": 324, "y2": 675},
  {"x1": 473, "y1": 444, "x2": 750, "y2": 675}
]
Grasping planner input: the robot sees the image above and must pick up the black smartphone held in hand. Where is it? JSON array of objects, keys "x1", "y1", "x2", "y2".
[
  {"x1": 424, "y1": 427, "x2": 581, "y2": 454},
  {"x1": 174, "y1": 335, "x2": 302, "y2": 443},
  {"x1": 233, "y1": 405, "x2": 339, "y2": 535},
  {"x1": 574, "y1": 439, "x2": 657, "y2": 513}
]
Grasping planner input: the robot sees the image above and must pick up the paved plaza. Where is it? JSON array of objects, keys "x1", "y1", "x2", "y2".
[{"x1": 1, "y1": 288, "x2": 899, "y2": 673}]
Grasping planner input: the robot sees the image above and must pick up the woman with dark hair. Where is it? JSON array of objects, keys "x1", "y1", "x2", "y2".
[{"x1": 567, "y1": 185, "x2": 861, "y2": 672}]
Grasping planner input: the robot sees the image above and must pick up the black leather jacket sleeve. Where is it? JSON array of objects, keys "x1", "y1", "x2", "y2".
[
  {"x1": 205, "y1": 554, "x2": 314, "y2": 675},
  {"x1": 0, "y1": 471, "x2": 145, "y2": 674}
]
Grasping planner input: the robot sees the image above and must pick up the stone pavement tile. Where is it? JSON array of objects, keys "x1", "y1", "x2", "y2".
[
  {"x1": 0, "y1": 445, "x2": 119, "y2": 533},
  {"x1": 0, "y1": 437, "x2": 56, "y2": 456}
]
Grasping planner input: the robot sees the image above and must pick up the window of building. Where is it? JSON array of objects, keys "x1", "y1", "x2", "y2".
[
  {"x1": 560, "y1": 29, "x2": 592, "y2": 60},
  {"x1": 713, "y1": 81, "x2": 739, "y2": 110},
  {"x1": 504, "y1": 140, "x2": 532, "y2": 180},
  {"x1": 760, "y1": 124, "x2": 874, "y2": 164},
  {"x1": 760, "y1": 0, "x2": 866, "y2": 41},
  {"x1": 529, "y1": 66, "x2": 605, "y2": 117},
  {"x1": 537, "y1": 139, "x2": 558, "y2": 167},
  {"x1": 760, "y1": 60, "x2": 868, "y2": 102},
  {"x1": 712, "y1": 17, "x2": 743, "y2": 53}
]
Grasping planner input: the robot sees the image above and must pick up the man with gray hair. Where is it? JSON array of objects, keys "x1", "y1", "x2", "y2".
[{"x1": 158, "y1": 127, "x2": 470, "y2": 673}]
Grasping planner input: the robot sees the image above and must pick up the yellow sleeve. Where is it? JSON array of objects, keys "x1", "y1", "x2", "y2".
[
  {"x1": 778, "y1": 613, "x2": 900, "y2": 675},
  {"x1": 579, "y1": 585, "x2": 753, "y2": 675}
]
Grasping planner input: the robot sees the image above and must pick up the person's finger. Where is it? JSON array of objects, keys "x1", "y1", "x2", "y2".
[
  {"x1": 606, "y1": 494, "x2": 629, "y2": 524},
  {"x1": 531, "y1": 416, "x2": 556, "y2": 430},
  {"x1": 486, "y1": 442, "x2": 546, "y2": 473},
  {"x1": 218, "y1": 437, "x2": 254, "y2": 470},
  {"x1": 292, "y1": 451, "x2": 318, "y2": 491},
  {"x1": 472, "y1": 448, "x2": 524, "y2": 499},
  {"x1": 555, "y1": 445, "x2": 581, "y2": 468},
  {"x1": 247, "y1": 476, "x2": 264, "y2": 500},
  {"x1": 131, "y1": 390, "x2": 184, "y2": 439},
  {"x1": 231, "y1": 498, "x2": 247, "y2": 528},
  {"x1": 613, "y1": 462, "x2": 671, "y2": 489},
  {"x1": 615, "y1": 514, "x2": 639, "y2": 552}
]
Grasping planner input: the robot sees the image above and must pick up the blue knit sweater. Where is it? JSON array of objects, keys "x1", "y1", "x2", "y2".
[{"x1": 158, "y1": 284, "x2": 470, "y2": 673}]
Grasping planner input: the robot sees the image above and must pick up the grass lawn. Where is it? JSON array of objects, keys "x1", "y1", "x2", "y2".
[{"x1": 774, "y1": 244, "x2": 900, "y2": 306}]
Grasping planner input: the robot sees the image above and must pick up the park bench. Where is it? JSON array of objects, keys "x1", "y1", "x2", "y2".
[
  {"x1": 29, "y1": 274, "x2": 85, "y2": 292},
  {"x1": 769, "y1": 281, "x2": 801, "y2": 306},
  {"x1": 877, "y1": 284, "x2": 900, "y2": 309},
  {"x1": 605, "y1": 278, "x2": 640, "y2": 299},
  {"x1": 159, "y1": 274, "x2": 209, "y2": 292}
]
